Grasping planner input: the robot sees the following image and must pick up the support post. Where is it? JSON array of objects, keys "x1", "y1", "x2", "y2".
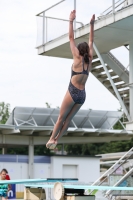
[
  {"x1": 46, "y1": 17, "x2": 47, "y2": 43},
  {"x1": 129, "y1": 43, "x2": 133, "y2": 121},
  {"x1": 62, "y1": 143, "x2": 64, "y2": 155},
  {"x1": 28, "y1": 137, "x2": 34, "y2": 179},
  {"x1": 2, "y1": 148, "x2": 7, "y2": 155},
  {"x1": 2, "y1": 135, "x2": 6, "y2": 155},
  {"x1": 112, "y1": 0, "x2": 115, "y2": 13},
  {"x1": 43, "y1": 11, "x2": 45, "y2": 52},
  {"x1": 126, "y1": 43, "x2": 133, "y2": 130}
]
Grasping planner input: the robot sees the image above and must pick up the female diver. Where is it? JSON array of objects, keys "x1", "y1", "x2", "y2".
[{"x1": 46, "y1": 10, "x2": 95, "y2": 149}]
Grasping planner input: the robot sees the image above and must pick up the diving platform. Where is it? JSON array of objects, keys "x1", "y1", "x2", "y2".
[{"x1": 37, "y1": 3, "x2": 133, "y2": 58}]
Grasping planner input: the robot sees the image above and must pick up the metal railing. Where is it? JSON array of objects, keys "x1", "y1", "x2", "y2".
[
  {"x1": 99, "y1": 0, "x2": 127, "y2": 17},
  {"x1": 86, "y1": 147, "x2": 133, "y2": 195},
  {"x1": 105, "y1": 167, "x2": 133, "y2": 198},
  {"x1": 36, "y1": 0, "x2": 133, "y2": 47},
  {"x1": 107, "y1": 52, "x2": 129, "y2": 75},
  {"x1": 36, "y1": 0, "x2": 83, "y2": 47}
]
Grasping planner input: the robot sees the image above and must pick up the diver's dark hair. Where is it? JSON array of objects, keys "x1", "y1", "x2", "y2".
[
  {"x1": 1, "y1": 168, "x2": 8, "y2": 173},
  {"x1": 77, "y1": 42, "x2": 89, "y2": 64}
]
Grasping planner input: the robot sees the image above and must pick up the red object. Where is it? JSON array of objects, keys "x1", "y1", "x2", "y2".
[{"x1": 6, "y1": 174, "x2": 10, "y2": 180}]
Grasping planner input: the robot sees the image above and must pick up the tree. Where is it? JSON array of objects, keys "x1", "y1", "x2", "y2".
[
  {"x1": 0, "y1": 102, "x2": 10, "y2": 124},
  {"x1": 45, "y1": 102, "x2": 51, "y2": 108}
]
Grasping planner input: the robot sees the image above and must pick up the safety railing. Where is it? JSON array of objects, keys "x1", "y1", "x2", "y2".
[
  {"x1": 86, "y1": 147, "x2": 133, "y2": 195},
  {"x1": 36, "y1": 0, "x2": 133, "y2": 47},
  {"x1": 36, "y1": 0, "x2": 83, "y2": 47},
  {"x1": 99, "y1": 0, "x2": 129, "y2": 17},
  {"x1": 107, "y1": 52, "x2": 129, "y2": 75}
]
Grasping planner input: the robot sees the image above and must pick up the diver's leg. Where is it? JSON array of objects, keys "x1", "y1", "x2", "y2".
[
  {"x1": 46, "y1": 90, "x2": 75, "y2": 148},
  {"x1": 55, "y1": 103, "x2": 82, "y2": 141}
]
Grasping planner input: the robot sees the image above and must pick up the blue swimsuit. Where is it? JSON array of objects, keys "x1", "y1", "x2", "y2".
[{"x1": 68, "y1": 58, "x2": 89, "y2": 104}]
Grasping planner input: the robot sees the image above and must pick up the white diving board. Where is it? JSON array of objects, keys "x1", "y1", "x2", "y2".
[
  {"x1": 0, "y1": 178, "x2": 78, "y2": 185},
  {"x1": 1, "y1": 178, "x2": 132, "y2": 191},
  {"x1": 25, "y1": 183, "x2": 133, "y2": 191},
  {"x1": 1, "y1": 178, "x2": 133, "y2": 191}
]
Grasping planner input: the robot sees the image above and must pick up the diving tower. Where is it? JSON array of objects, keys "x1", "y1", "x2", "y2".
[{"x1": 36, "y1": 0, "x2": 133, "y2": 131}]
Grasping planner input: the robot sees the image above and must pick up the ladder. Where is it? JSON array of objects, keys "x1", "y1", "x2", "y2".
[
  {"x1": 86, "y1": 147, "x2": 133, "y2": 198},
  {"x1": 91, "y1": 51, "x2": 129, "y2": 111}
]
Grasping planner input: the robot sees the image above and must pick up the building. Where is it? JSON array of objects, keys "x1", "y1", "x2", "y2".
[{"x1": 0, "y1": 154, "x2": 100, "y2": 198}]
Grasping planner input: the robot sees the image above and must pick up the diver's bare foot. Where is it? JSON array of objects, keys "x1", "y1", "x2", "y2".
[{"x1": 46, "y1": 138, "x2": 57, "y2": 150}]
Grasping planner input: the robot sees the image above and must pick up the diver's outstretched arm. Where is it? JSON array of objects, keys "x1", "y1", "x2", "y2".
[
  {"x1": 89, "y1": 14, "x2": 95, "y2": 60},
  {"x1": 69, "y1": 10, "x2": 79, "y2": 58}
]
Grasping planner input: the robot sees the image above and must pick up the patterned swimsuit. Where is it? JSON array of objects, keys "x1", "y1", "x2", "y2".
[
  {"x1": 68, "y1": 58, "x2": 89, "y2": 104},
  {"x1": 0, "y1": 183, "x2": 8, "y2": 197}
]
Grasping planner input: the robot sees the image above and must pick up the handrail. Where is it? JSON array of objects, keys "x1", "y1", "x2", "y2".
[
  {"x1": 105, "y1": 167, "x2": 133, "y2": 197},
  {"x1": 36, "y1": 0, "x2": 65, "y2": 16},
  {"x1": 107, "y1": 52, "x2": 129, "y2": 75},
  {"x1": 86, "y1": 147, "x2": 133, "y2": 193},
  {"x1": 43, "y1": 16, "x2": 84, "y2": 27},
  {"x1": 87, "y1": 148, "x2": 133, "y2": 196},
  {"x1": 36, "y1": 0, "x2": 80, "y2": 46},
  {"x1": 99, "y1": 0, "x2": 126, "y2": 17},
  {"x1": 106, "y1": 0, "x2": 126, "y2": 15},
  {"x1": 101, "y1": 0, "x2": 122, "y2": 15}
]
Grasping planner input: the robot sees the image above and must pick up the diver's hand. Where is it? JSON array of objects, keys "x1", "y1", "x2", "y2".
[
  {"x1": 69, "y1": 10, "x2": 76, "y2": 21},
  {"x1": 90, "y1": 14, "x2": 95, "y2": 25}
]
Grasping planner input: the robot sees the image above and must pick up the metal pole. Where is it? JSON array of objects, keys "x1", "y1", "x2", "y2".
[
  {"x1": 36, "y1": 0, "x2": 65, "y2": 16},
  {"x1": 28, "y1": 137, "x2": 34, "y2": 179},
  {"x1": 12, "y1": 108, "x2": 15, "y2": 125},
  {"x1": 62, "y1": 144, "x2": 64, "y2": 154},
  {"x1": 112, "y1": 0, "x2": 115, "y2": 13},
  {"x1": 93, "y1": 43, "x2": 130, "y2": 121},
  {"x1": 43, "y1": 11, "x2": 45, "y2": 48},
  {"x1": 129, "y1": 43, "x2": 133, "y2": 121},
  {"x1": 46, "y1": 17, "x2": 47, "y2": 43},
  {"x1": 74, "y1": 0, "x2": 76, "y2": 38}
]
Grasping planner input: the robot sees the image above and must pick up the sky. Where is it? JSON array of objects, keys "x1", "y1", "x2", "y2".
[{"x1": 0, "y1": 0, "x2": 129, "y2": 112}]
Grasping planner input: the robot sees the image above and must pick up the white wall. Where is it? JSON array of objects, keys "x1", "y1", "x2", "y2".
[
  {"x1": 0, "y1": 162, "x2": 28, "y2": 179},
  {"x1": 33, "y1": 164, "x2": 51, "y2": 179},
  {"x1": 51, "y1": 156, "x2": 100, "y2": 183},
  {"x1": 0, "y1": 162, "x2": 51, "y2": 192},
  {"x1": 0, "y1": 162, "x2": 28, "y2": 192},
  {"x1": 0, "y1": 156, "x2": 100, "y2": 192}
]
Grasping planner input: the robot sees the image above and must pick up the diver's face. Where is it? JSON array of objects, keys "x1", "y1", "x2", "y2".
[{"x1": 1, "y1": 171, "x2": 6, "y2": 180}]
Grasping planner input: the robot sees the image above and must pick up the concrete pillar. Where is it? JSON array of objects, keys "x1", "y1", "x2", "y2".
[
  {"x1": 2, "y1": 135, "x2": 6, "y2": 154},
  {"x1": 2, "y1": 148, "x2": 7, "y2": 154},
  {"x1": 28, "y1": 137, "x2": 34, "y2": 179},
  {"x1": 62, "y1": 144, "x2": 64, "y2": 155},
  {"x1": 126, "y1": 43, "x2": 133, "y2": 131},
  {"x1": 129, "y1": 43, "x2": 133, "y2": 121}
]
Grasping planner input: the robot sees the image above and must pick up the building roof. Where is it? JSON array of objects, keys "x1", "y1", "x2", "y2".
[{"x1": 0, "y1": 107, "x2": 132, "y2": 146}]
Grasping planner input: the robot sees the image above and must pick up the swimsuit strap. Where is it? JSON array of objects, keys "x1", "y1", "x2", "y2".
[
  {"x1": 82, "y1": 57, "x2": 85, "y2": 71},
  {"x1": 82, "y1": 57, "x2": 89, "y2": 72}
]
